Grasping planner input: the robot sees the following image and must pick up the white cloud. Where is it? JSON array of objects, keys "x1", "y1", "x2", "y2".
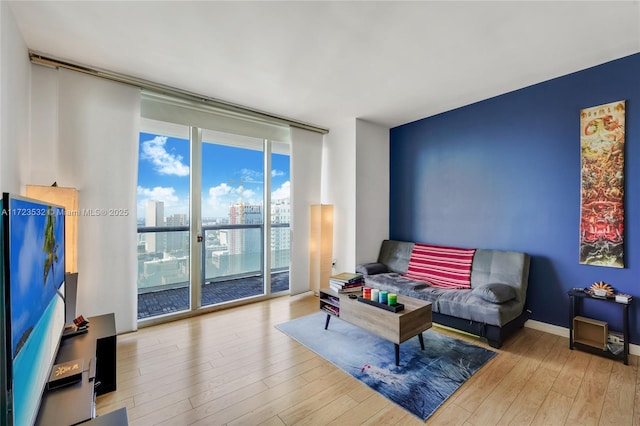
[
  {"x1": 137, "y1": 186, "x2": 180, "y2": 202},
  {"x1": 209, "y1": 183, "x2": 233, "y2": 198},
  {"x1": 141, "y1": 135, "x2": 189, "y2": 176},
  {"x1": 137, "y1": 186, "x2": 182, "y2": 217},
  {"x1": 204, "y1": 183, "x2": 260, "y2": 218},
  {"x1": 238, "y1": 185, "x2": 257, "y2": 200},
  {"x1": 239, "y1": 168, "x2": 263, "y2": 184},
  {"x1": 202, "y1": 181, "x2": 288, "y2": 218},
  {"x1": 272, "y1": 181, "x2": 290, "y2": 201},
  {"x1": 271, "y1": 169, "x2": 285, "y2": 177}
]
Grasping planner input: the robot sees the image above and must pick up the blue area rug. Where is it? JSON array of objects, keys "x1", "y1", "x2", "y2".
[{"x1": 276, "y1": 312, "x2": 496, "y2": 421}]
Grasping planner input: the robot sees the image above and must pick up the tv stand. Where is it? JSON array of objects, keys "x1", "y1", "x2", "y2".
[{"x1": 35, "y1": 313, "x2": 120, "y2": 425}]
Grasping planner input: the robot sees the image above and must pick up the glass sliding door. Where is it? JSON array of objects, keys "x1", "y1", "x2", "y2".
[
  {"x1": 137, "y1": 119, "x2": 191, "y2": 319},
  {"x1": 136, "y1": 110, "x2": 291, "y2": 322},
  {"x1": 270, "y1": 141, "x2": 291, "y2": 294},
  {"x1": 200, "y1": 129, "x2": 266, "y2": 306}
]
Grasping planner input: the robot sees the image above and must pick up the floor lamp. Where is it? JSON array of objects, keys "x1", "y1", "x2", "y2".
[{"x1": 310, "y1": 204, "x2": 333, "y2": 295}]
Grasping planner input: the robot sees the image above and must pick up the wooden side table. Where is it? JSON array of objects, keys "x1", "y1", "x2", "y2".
[{"x1": 568, "y1": 289, "x2": 631, "y2": 365}]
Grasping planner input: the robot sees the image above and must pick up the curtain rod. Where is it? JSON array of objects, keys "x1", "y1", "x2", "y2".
[{"x1": 29, "y1": 50, "x2": 329, "y2": 135}]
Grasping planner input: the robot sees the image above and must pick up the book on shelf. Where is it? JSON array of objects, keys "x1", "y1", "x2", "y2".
[
  {"x1": 330, "y1": 283, "x2": 363, "y2": 293},
  {"x1": 325, "y1": 295, "x2": 340, "y2": 304},
  {"x1": 329, "y1": 279, "x2": 363, "y2": 288},
  {"x1": 322, "y1": 305, "x2": 340, "y2": 315},
  {"x1": 329, "y1": 272, "x2": 364, "y2": 284}
]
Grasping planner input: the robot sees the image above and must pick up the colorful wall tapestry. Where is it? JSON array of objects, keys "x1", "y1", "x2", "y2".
[{"x1": 579, "y1": 100, "x2": 625, "y2": 267}]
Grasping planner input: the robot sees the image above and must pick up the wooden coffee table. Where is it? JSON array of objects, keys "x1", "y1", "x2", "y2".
[{"x1": 319, "y1": 288, "x2": 432, "y2": 366}]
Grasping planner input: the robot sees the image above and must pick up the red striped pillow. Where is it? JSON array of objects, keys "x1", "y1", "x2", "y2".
[{"x1": 405, "y1": 244, "x2": 476, "y2": 289}]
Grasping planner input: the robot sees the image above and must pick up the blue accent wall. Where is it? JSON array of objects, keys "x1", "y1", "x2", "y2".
[{"x1": 390, "y1": 52, "x2": 640, "y2": 344}]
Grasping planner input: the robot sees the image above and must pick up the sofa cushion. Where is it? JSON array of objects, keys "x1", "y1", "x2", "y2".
[
  {"x1": 470, "y1": 249, "x2": 530, "y2": 306},
  {"x1": 472, "y1": 283, "x2": 517, "y2": 304},
  {"x1": 377, "y1": 240, "x2": 415, "y2": 274},
  {"x1": 436, "y1": 288, "x2": 524, "y2": 326},
  {"x1": 355, "y1": 262, "x2": 389, "y2": 275},
  {"x1": 405, "y1": 243, "x2": 476, "y2": 289}
]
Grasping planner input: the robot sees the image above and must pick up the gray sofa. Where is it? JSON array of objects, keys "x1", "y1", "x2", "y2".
[{"x1": 356, "y1": 240, "x2": 531, "y2": 348}]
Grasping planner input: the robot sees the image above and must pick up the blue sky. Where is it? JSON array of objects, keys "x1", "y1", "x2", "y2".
[
  {"x1": 9, "y1": 198, "x2": 65, "y2": 357},
  {"x1": 137, "y1": 132, "x2": 290, "y2": 220}
]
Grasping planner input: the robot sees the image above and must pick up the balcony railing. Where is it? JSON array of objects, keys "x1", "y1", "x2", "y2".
[{"x1": 137, "y1": 223, "x2": 290, "y2": 318}]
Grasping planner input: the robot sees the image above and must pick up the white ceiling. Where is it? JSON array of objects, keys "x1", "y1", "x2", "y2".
[{"x1": 8, "y1": 1, "x2": 640, "y2": 130}]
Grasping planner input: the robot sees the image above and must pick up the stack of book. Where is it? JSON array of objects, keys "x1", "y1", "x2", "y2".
[{"x1": 329, "y1": 272, "x2": 364, "y2": 293}]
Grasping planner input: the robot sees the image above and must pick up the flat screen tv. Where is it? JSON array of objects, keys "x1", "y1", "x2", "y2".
[{"x1": 2, "y1": 193, "x2": 66, "y2": 426}]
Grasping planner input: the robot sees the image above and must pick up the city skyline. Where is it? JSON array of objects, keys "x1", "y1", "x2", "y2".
[
  {"x1": 137, "y1": 132, "x2": 290, "y2": 221},
  {"x1": 138, "y1": 195, "x2": 291, "y2": 292}
]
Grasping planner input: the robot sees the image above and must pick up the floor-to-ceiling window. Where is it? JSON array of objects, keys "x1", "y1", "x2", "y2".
[
  {"x1": 137, "y1": 120, "x2": 191, "y2": 319},
  {"x1": 136, "y1": 107, "x2": 290, "y2": 321},
  {"x1": 270, "y1": 142, "x2": 291, "y2": 294},
  {"x1": 200, "y1": 129, "x2": 266, "y2": 306}
]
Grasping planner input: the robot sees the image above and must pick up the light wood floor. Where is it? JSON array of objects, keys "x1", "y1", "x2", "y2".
[{"x1": 96, "y1": 294, "x2": 640, "y2": 425}]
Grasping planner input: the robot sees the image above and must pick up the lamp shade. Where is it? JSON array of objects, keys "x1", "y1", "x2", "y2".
[
  {"x1": 310, "y1": 204, "x2": 333, "y2": 294},
  {"x1": 26, "y1": 184, "x2": 79, "y2": 273}
]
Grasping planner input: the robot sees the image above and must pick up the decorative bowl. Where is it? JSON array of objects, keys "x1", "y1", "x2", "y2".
[
  {"x1": 593, "y1": 288, "x2": 608, "y2": 297},
  {"x1": 590, "y1": 281, "x2": 614, "y2": 297}
]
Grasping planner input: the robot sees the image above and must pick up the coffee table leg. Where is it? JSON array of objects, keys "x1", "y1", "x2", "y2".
[
  {"x1": 395, "y1": 344, "x2": 400, "y2": 366},
  {"x1": 418, "y1": 333, "x2": 425, "y2": 350},
  {"x1": 324, "y1": 314, "x2": 331, "y2": 330}
]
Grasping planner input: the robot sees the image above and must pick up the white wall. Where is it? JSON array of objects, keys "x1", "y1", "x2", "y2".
[
  {"x1": 29, "y1": 65, "x2": 59, "y2": 184},
  {"x1": 0, "y1": 2, "x2": 30, "y2": 194},
  {"x1": 323, "y1": 119, "x2": 357, "y2": 272},
  {"x1": 355, "y1": 119, "x2": 389, "y2": 264},
  {"x1": 323, "y1": 118, "x2": 389, "y2": 272}
]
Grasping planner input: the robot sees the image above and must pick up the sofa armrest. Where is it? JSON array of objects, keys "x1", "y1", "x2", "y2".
[{"x1": 356, "y1": 262, "x2": 389, "y2": 276}]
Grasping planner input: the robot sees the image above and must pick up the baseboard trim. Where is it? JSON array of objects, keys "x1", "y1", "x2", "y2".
[
  {"x1": 525, "y1": 319, "x2": 640, "y2": 357},
  {"x1": 292, "y1": 290, "x2": 314, "y2": 300}
]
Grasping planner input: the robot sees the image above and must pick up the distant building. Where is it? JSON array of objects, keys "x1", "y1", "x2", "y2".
[
  {"x1": 145, "y1": 200, "x2": 165, "y2": 253},
  {"x1": 139, "y1": 255, "x2": 189, "y2": 289},
  {"x1": 271, "y1": 199, "x2": 290, "y2": 269},
  {"x1": 228, "y1": 202, "x2": 262, "y2": 275},
  {"x1": 166, "y1": 213, "x2": 188, "y2": 255}
]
